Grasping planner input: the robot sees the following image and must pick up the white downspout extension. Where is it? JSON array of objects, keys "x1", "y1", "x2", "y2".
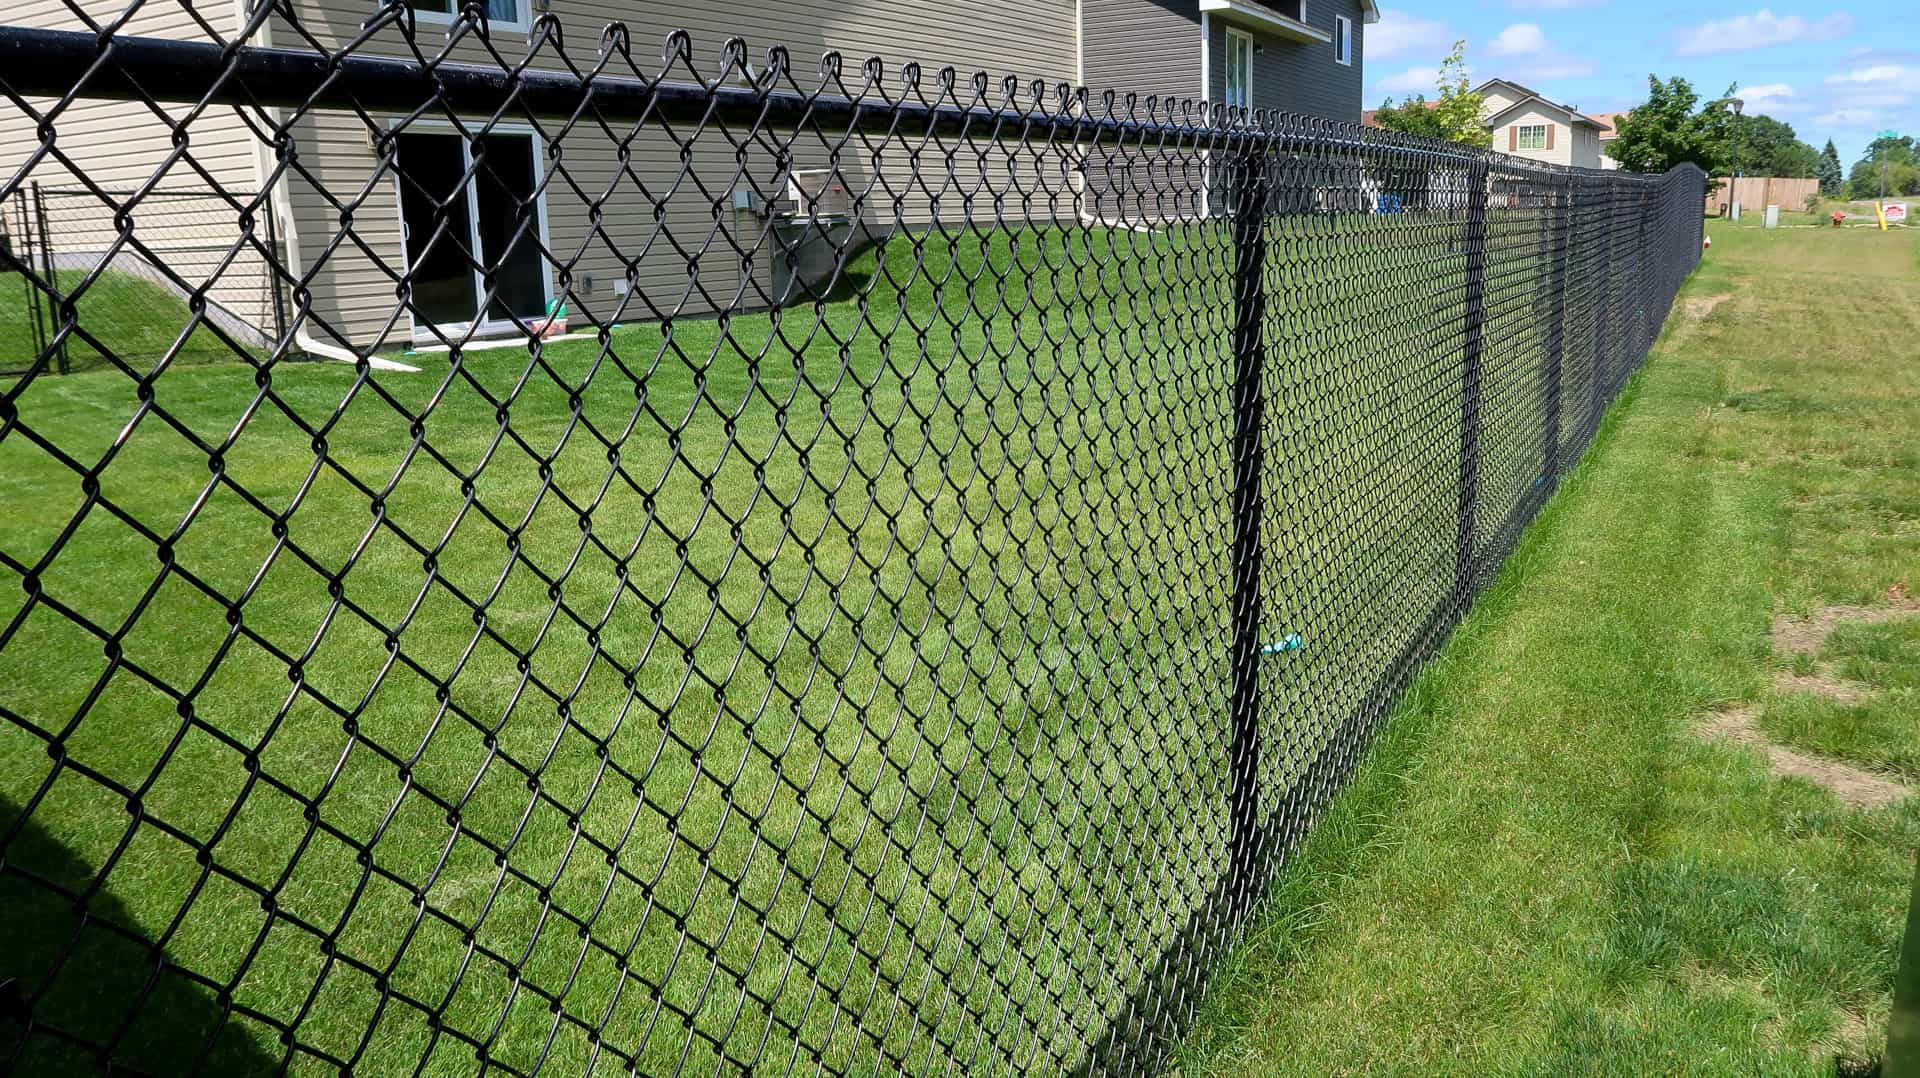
[
  {"x1": 241, "y1": 0, "x2": 418, "y2": 372},
  {"x1": 1072, "y1": 0, "x2": 1092, "y2": 226},
  {"x1": 1199, "y1": 11, "x2": 1211, "y2": 219},
  {"x1": 1199, "y1": 12, "x2": 1210, "y2": 101}
]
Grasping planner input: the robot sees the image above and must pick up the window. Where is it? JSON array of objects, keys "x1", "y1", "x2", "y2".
[
  {"x1": 406, "y1": 0, "x2": 527, "y2": 29},
  {"x1": 1333, "y1": 15, "x2": 1352, "y2": 65},
  {"x1": 1516, "y1": 124, "x2": 1549, "y2": 150},
  {"x1": 1224, "y1": 27, "x2": 1253, "y2": 110}
]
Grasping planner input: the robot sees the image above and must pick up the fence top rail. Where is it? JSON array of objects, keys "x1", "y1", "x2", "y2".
[
  {"x1": 32, "y1": 186, "x2": 264, "y2": 198},
  {"x1": 0, "y1": 21, "x2": 1698, "y2": 185}
]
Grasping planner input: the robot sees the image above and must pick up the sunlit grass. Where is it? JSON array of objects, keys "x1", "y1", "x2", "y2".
[
  {"x1": 1179, "y1": 222, "x2": 1920, "y2": 1076},
  {"x1": 1, "y1": 205, "x2": 1521, "y2": 1073}
]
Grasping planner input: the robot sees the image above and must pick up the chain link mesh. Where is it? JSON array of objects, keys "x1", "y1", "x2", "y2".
[{"x1": 0, "y1": 4, "x2": 1704, "y2": 1073}]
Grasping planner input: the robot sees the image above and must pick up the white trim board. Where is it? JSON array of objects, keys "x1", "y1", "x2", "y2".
[{"x1": 1197, "y1": 0, "x2": 1332, "y2": 44}]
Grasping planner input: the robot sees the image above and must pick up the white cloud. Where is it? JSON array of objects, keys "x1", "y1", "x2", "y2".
[
  {"x1": 1673, "y1": 10, "x2": 1856, "y2": 57},
  {"x1": 1798, "y1": 65, "x2": 1920, "y2": 133},
  {"x1": 1373, "y1": 66, "x2": 1444, "y2": 94},
  {"x1": 1812, "y1": 107, "x2": 1882, "y2": 126},
  {"x1": 1828, "y1": 65, "x2": 1902, "y2": 84},
  {"x1": 1479, "y1": 24, "x2": 1599, "y2": 81},
  {"x1": 1509, "y1": 0, "x2": 1608, "y2": 9},
  {"x1": 1515, "y1": 58, "x2": 1601, "y2": 80},
  {"x1": 1367, "y1": 12, "x2": 1454, "y2": 61},
  {"x1": 1733, "y1": 83, "x2": 1805, "y2": 112},
  {"x1": 1846, "y1": 46, "x2": 1918, "y2": 62},
  {"x1": 1825, "y1": 65, "x2": 1920, "y2": 89},
  {"x1": 1488, "y1": 23, "x2": 1551, "y2": 56}
]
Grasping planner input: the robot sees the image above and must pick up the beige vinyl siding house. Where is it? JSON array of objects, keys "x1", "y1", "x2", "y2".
[
  {"x1": 1, "y1": 0, "x2": 1372, "y2": 356},
  {"x1": 0, "y1": 0, "x2": 1080, "y2": 355},
  {"x1": 274, "y1": 0, "x2": 1082, "y2": 350},
  {"x1": 0, "y1": 0, "x2": 280, "y2": 347},
  {"x1": 1475, "y1": 79, "x2": 1605, "y2": 170}
]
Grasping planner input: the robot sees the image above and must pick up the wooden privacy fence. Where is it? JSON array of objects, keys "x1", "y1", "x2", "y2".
[{"x1": 1707, "y1": 176, "x2": 1819, "y2": 215}]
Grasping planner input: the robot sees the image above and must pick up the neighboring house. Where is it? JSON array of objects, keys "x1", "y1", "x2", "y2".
[
  {"x1": 0, "y1": 0, "x2": 1375, "y2": 355},
  {"x1": 1589, "y1": 111, "x2": 1627, "y2": 170},
  {"x1": 1475, "y1": 79, "x2": 1606, "y2": 169}
]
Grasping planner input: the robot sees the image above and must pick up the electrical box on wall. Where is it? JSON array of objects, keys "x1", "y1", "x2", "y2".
[{"x1": 612, "y1": 279, "x2": 628, "y2": 296}]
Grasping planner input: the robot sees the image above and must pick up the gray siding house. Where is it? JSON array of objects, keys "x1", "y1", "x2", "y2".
[
  {"x1": 1083, "y1": 0, "x2": 1377, "y2": 122},
  {"x1": 0, "y1": 0, "x2": 1376, "y2": 356}
]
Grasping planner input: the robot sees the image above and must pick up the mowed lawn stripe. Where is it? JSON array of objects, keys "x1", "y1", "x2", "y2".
[
  {"x1": 1, "y1": 211, "x2": 1504, "y2": 1073},
  {"x1": 1178, "y1": 222, "x2": 1920, "y2": 1075}
]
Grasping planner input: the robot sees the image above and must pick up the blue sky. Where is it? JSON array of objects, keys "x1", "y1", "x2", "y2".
[{"x1": 1363, "y1": 1, "x2": 1920, "y2": 168}]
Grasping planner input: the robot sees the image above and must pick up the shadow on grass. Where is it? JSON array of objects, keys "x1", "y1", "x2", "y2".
[{"x1": 0, "y1": 795, "x2": 280, "y2": 1074}]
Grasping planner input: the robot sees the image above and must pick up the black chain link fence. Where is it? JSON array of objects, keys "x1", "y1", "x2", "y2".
[
  {"x1": 0, "y1": 5, "x2": 1704, "y2": 1074},
  {"x1": 3, "y1": 184, "x2": 288, "y2": 374}
]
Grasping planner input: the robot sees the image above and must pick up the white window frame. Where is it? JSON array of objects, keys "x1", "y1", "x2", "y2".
[
  {"x1": 405, "y1": 0, "x2": 532, "y2": 34},
  {"x1": 388, "y1": 119, "x2": 555, "y2": 341},
  {"x1": 1334, "y1": 15, "x2": 1352, "y2": 65},
  {"x1": 1516, "y1": 124, "x2": 1549, "y2": 150},
  {"x1": 1223, "y1": 27, "x2": 1254, "y2": 111}
]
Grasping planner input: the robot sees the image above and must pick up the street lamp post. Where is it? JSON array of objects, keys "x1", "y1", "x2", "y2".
[
  {"x1": 1728, "y1": 97, "x2": 1745, "y2": 221},
  {"x1": 1882, "y1": 131, "x2": 1897, "y2": 201}
]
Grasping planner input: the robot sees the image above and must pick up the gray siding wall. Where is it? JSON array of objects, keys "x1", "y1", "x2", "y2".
[
  {"x1": 1081, "y1": 0, "x2": 1202, "y2": 106},
  {"x1": 1079, "y1": 0, "x2": 1205, "y2": 222},
  {"x1": 1205, "y1": 0, "x2": 1366, "y2": 121}
]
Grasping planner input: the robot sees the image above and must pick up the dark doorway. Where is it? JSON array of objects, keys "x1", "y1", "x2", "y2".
[{"x1": 396, "y1": 129, "x2": 548, "y2": 332}]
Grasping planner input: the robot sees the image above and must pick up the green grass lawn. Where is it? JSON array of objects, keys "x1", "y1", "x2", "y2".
[
  {"x1": 5, "y1": 202, "x2": 1588, "y2": 1074},
  {"x1": 1177, "y1": 218, "x2": 1920, "y2": 1074},
  {"x1": 0, "y1": 268, "x2": 265, "y2": 374}
]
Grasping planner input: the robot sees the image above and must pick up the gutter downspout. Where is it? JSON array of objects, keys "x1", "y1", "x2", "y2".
[
  {"x1": 1199, "y1": 11, "x2": 1211, "y2": 219},
  {"x1": 241, "y1": 1, "x2": 417, "y2": 372}
]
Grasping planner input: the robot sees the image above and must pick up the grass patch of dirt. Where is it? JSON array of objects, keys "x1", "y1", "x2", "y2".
[
  {"x1": 1694, "y1": 705, "x2": 1909, "y2": 810},
  {"x1": 1772, "y1": 603, "x2": 1919, "y2": 656}
]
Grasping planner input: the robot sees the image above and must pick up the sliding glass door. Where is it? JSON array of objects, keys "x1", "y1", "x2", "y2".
[{"x1": 396, "y1": 128, "x2": 550, "y2": 335}]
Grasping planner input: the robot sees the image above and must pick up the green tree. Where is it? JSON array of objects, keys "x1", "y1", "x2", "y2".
[
  {"x1": 1608, "y1": 76, "x2": 1724, "y2": 174},
  {"x1": 1432, "y1": 41, "x2": 1492, "y2": 148},
  {"x1": 1371, "y1": 95, "x2": 1447, "y2": 139},
  {"x1": 1715, "y1": 114, "x2": 1819, "y2": 177},
  {"x1": 1817, "y1": 140, "x2": 1844, "y2": 195},
  {"x1": 1371, "y1": 41, "x2": 1488, "y2": 148},
  {"x1": 1848, "y1": 135, "x2": 1919, "y2": 199}
]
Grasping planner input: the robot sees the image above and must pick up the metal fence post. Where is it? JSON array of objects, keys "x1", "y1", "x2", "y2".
[
  {"x1": 1543, "y1": 172, "x2": 1568, "y2": 487},
  {"x1": 1225, "y1": 143, "x2": 1269, "y2": 919},
  {"x1": 30, "y1": 181, "x2": 68, "y2": 374},
  {"x1": 1590, "y1": 180, "x2": 1611, "y2": 440},
  {"x1": 1455, "y1": 160, "x2": 1490, "y2": 602},
  {"x1": 11, "y1": 188, "x2": 49, "y2": 375}
]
